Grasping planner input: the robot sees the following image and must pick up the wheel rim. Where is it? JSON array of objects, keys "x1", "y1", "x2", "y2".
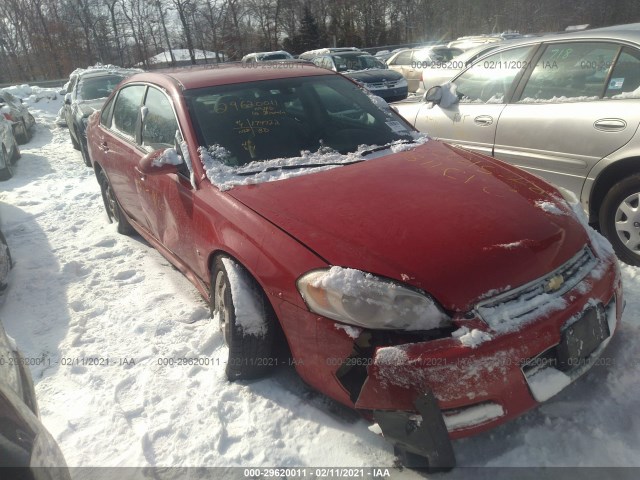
[
  {"x1": 614, "y1": 192, "x2": 640, "y2": 255},
  {"x1": 214, "y1": 270, "x2": 231, "y2": 346}
]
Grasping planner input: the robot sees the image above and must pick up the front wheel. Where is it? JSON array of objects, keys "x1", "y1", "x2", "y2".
[
  {"x1": 599, "y1": 174, "x2": 640, "y2": 266},
  {"x1": 79, "y1": 135, "x2": 91, "y2": 167},
  {"x1": 97, "y1": 169, "x2": 134, "y2": 235},
  {"x1": 212, "y1": 256, "x2": 276, "y2": 381}
]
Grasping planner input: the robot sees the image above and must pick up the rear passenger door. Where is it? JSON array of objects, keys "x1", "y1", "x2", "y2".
[
  {"x1": 494, "y1": 42, "x2": 640, "y2": 195},
  {"x1": 98, "y1": 84, "x2": 147, "y2": 223}
]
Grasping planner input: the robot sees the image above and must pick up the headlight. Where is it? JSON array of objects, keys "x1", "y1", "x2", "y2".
[
  {"x1": 297, "y1": 266, "x2": 450, "y2": 330},
  {"x1": 396, "y1": 77, "x2": 408, "y2": 88}
]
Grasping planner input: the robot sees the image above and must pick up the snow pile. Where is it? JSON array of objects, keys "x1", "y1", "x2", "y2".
[
  {"x1": 334, "y1": 324, "x2": 362, "y2": 339},
  {"x1": 374, "y1": 345, "x2": 409, "y2": 366},
  {"x1": 518, "y1": 95, "x2": 600, "y2": 103},
  {"x1": 480, "y1": 294, "x2": 568, "y2": 334},
  {"x1": 535, "y1": 200, "x2": 567, "y2": 216},
  {"x1": 220, "y1": 258, "x2": 267, "y2": 337},
  {"x1": 612, "y1": 86, "x2": 640, "y2": 99},
  {"x1": 443, "y1": 403, "x2": 504, "y2": 431},
  {"x1": 151, "y1": 148, "x2": 183, "y2": 167},
  {"x1": 567, "y1": 201, "x2": 616, "y2": 263},
  {"x1": 427, "y1": 82, "x2": 459, "y2": 108},
  {"x1": 199, "y1": 137, "x2": 428, "y2": 191},
  {"x1": 526, "y1": 367, "x2": 572, "y2": 402},
  {"x1": 452, "y1": 326, "x2": 492, "y2": 348}
]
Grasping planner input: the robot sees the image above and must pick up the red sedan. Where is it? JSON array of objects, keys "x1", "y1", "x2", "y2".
[{"x1": 86, "y1": 64, "x2": 623, "y2": 469}]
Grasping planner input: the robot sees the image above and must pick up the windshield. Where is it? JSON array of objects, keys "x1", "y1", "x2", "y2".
[
  {"x1": 78, "y1": 74, "x2": 126, "y2": 101},
  {"x1": 334, "y1": 55, "x2": 386, "y2": 72},
  {"x1": 186, "y1": 75, "x2": 412, "y2": 167}
]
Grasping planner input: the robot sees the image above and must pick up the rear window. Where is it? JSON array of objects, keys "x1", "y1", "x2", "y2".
[{"x1": 78, "y1": 74, "x2": 126, "y2": 101}]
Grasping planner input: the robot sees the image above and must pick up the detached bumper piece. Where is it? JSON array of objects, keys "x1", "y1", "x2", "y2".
[{"x1": 373, "y1": 391, "x2": 455, "y2": 471}]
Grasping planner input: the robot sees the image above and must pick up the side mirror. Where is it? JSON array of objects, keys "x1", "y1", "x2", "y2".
[
  {"x1": 424, "y1": 86, "x2": 442, "y2": 104},
  {"x1": 64, "y1": 93, "x2": 72, "y2": 105},
  {"x1": 138, "y1": 148, "x2": 182, "y2": 176},
  {"x1": 58, "y1": 89, "x2": 67, "y2": 96}
]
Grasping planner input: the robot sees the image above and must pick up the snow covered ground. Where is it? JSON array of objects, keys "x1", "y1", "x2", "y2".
[{"x1": 1, "y1": 85, "x2": 640, "y2": 476}]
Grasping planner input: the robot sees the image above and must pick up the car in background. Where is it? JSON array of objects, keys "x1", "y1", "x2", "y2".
[
  {"x1": 387, "y1": 46, "x2": 463, "y2": 92},
  {"x1": 309, "y1": 51, "x2": 408, "y2": 101},
  {"x1": 420, "y1": 43, "x2": 507, "y2": 92},
  {"x1": 241, "y1": 50, "x2": 294, "y2": 63},
  {"x1": 0, "y1": 320, "x2": 71, "y2": 477},
  {"x1": 61, "y1": 66, "x2": 140, "y2": 167},
  {"x1": 0, "y1": 117, "x2": 20, "y2": 181},
  {"x1": 0, "y1": 90, "x2": 35, "y2": 145},
  {"x1": 394, "y1": 23, "x2": 640, "y2": 266},
  {"x1": 86, "y1": 64, "x2": 621, "y2": 469},
  {"x1": 298, "y1": 47, "x2": 360, "y2": 60},
  {"x1": 447, "y1": 34, "x2": 508, "y2": 50},
  {"x1": 0, "y1": 228, "x2": 11, "y2": 290}
]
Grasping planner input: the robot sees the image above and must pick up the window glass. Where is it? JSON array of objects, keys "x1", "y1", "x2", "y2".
[
  {"x1": 519, "y1": 42, "x2": 619, "y2": 102},
  {"x1": 186, "y1": 75, "x2": 409, "y2": 166},
  {"x1": 455, "y1": 46, "x2": 534, "y2": 103},
  {"x1": 391, "y1": 51, "x2": 412, "y2": 65},
  {"x1": 100, "y1": 96, "x2": 115, "y2": 126},
  {"x1": 605, "y1": 47, "x2": 640, "y2": 98},
  {"x1": 142, "y1": 88, "x2": 179, "y2": 152},
  {"x1": 78, "y1": 74, "x2": 126, "y2": 101},
  {"x1": 111, "y1": 85, "x2": 145, "y2": 139}
]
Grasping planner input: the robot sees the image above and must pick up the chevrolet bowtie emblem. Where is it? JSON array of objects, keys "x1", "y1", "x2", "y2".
[{"x1": 544, "y1": 274, "x2": 565, "y2": 293}]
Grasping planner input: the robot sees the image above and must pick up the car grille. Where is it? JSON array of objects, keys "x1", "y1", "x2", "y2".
[
  {"x1": 367, "y1": 80, "x2": 402, "y2": 89},
  {"x1": 475, "y1": 246, "x2": 597, "y2": 332}
]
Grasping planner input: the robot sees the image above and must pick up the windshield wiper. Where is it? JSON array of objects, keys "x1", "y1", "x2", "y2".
[
  {"x1": 359, "y1": 140, "x2": 417, "y2": 157},
  {"x1": 236, "y1": 160, "x2": 364, "y2": 176}
]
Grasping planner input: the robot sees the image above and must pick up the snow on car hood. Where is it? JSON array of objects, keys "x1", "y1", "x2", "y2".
[{"x1": 226, "y1": 141, "x2": 591, "y2": 311}]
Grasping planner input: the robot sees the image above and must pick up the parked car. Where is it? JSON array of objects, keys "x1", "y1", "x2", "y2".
[
  {"x1": 394, "y1": 23, "x2": 640, "y2": 266},
  {"x1": 241, "y1": 50, "x2": 294, "y2": 63},
  {"x1": 0, "y1": 90, "x2": 35, "y2": 145},
  {"x1": 310, "y1": 51, "x2": 408, "y2": 101},
  {"x1": 0, "y1": 117, "x2": 20, "y2": 181},
  {"x1": 420, "y1": 43, "x2": 506, "y2": 92},
  {"x1": 0, "y1": 228, "x2": 11, "y2": 290},
  {"x1": 61, "y1": 66, "x2": 140, "y2": 167},
  {"x1": 298, "y1": 47, "x2": 361, "y2": 60},
  {"x1": 86, "y1": 64, "x2": 621, "y2": 469},
  {"x1": 447, "y1": 34, "x2": 506, "y2": 51},
  {"x1": 387, "y1": 46, "x2": 463, "y2": 92},
  {"x1": 0, "y1": 319, "x2": 71, "y2": 476}
]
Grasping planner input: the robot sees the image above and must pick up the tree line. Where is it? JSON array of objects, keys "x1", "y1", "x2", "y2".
[{"x1": 1, "y1": 0, "x2": 639, "y2": 83}]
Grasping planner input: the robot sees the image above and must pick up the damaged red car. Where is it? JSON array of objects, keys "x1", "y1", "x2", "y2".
[{"x1": 85, "y1": 64, "x2": 623, "y2": 469}]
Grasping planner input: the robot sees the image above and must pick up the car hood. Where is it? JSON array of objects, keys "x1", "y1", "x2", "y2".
[
  {"x1": 226, "y1": 142, "x2": 590, "y2": 312},
  {"x1": 344, "y1": 69, "x2": 404, "y2": 83}
]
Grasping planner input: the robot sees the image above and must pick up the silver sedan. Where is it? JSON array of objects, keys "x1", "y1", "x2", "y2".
[{"x1": 394, "y1": 23, "x2": 640, "y2": 266}]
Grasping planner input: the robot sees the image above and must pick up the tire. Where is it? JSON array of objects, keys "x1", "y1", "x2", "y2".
[
  {"x1": 10, "y1": 142, "x2": 20, "y2": 164},
  {"x1": 79, "y1": 135, "x2": 92, "y2": 167},
  {"x1": 599, "y1": 174, "x2": 640, "y2": 267},
  {"x1": 70, "y1": 125, "x2": 80, "y2": 150},
  {"x1": 14, "y1": 121, "x2": 28, "y2": 145},
  {"x1": 0, "y1": 230, "x2": 11, "y2": 291},
  {"x1": 212, "y1": 256, "x2": 276, "y2": 381},
  {"x1": 0, "y1": 146, "x2": 14, "y2": 181},
  {"x1": 97, "y1": 168, "x2": 134, "y2": 235}
]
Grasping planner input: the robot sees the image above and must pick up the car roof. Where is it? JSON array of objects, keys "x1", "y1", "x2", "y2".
[
  {"x1": 326, "y1": 51, "x2": 373, "y2": 58},
  {"x1": 494, "y1": 23, "x2": 640, "y2": 48},
  {"x1": 122, "y1": 63, "x2": 335, "y2": 90},
  {"x1": 78, "y1": 69, "x2": 139, "y2": 80}
]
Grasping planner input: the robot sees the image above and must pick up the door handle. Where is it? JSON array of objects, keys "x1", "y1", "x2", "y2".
[
  {"x1": 134, "y1": 166, "x2": 146, "y2": 181},
  {"x1": 594, "y1": 118, "x2": 627, "y2": 132},
  {"x1": 474, "y1": 115, "x2": 494, "y2": 126}
]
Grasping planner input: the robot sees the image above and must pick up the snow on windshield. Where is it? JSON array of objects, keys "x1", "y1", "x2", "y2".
[{"x1": 199, "y1": 135, "x2": 427, "y2": 191}]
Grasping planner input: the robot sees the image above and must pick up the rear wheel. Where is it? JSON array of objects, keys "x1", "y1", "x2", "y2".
[
  {"x1": 14, "y1": 121, "x2": 28, "y2": 145},
  {"x1": 599, "y1": 174, "x2": 640, "y2": 266},
  {"x1": 0, "y1": 146, "x2": 14, "y2": 181},
  {"x1": 97, "y1": 168, "x2": 134, "y2": 235},
  {"x1": 212, "y1": 256, "x2": 276, "y2": 381},
  {"x1": 79, "y1": 135, "x2": 91, "y2": 167}
]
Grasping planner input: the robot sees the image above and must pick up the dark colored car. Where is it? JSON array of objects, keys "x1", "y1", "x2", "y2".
[
  {"x1": 86, "y1": 65, "x2": 621, "y2": 469},
  {"x1": 0, "y1": 117, "x2": 20, "y2": 181},
  {"x1": 310, "y1": 52, "x2": 408, "y2": 102},
  {"x1": 0, "y1": 91, "x2": 35, "y2": 145},
  {"x1": 61, "y1": 67, "x2": 139, "y2": 166}
]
